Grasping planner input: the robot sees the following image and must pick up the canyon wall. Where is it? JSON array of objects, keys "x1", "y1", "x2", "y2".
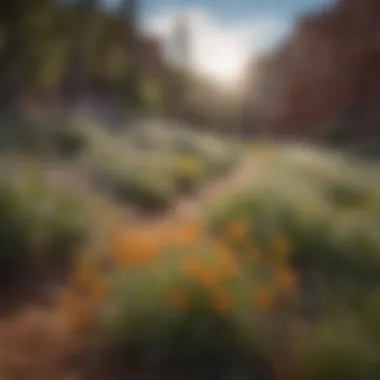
[{"x1": 247, "y1": 0, "x2": 380, "y2": 141}]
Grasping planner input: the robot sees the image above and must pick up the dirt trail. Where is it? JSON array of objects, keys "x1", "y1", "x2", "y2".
[
  {"x1": 136, "y1": 150, "x2": 258, "y2": 230},
  {"x1": 0, "y1": 151, "x2": 258, "y2": 380}
]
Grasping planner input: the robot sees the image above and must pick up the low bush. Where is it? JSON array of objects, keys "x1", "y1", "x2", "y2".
[
  {"x1": 0, "y1": 114, "x2": 50, "y2": 153},
  {"x1": 59, "y1": 218, "x2": 299, "y2": 377},
  {"x1": 295, "y1": 318, "x2": 377, "y2": 380},
  {"x1": 0, "y1": 169, "x2": 98, "y2": 285},
  {"x1": 88, "y1": 154, "x2": 176, "y2": 211},
  {"x1": 207, "y1": 149, "x2": 380, "y2": 312},
  {"x1": 323, "y1": 177, "x2": 376, "y2": 208},
  {"x1": 52, "y1": 123, "x2": 89, "y2": 158},
  {"x1": 101, "y1": 255, "x2": 262, "y2": 375},
  {"x1": 110, "y1": 171, "x2": 177, "y2": 212},
  {"x1": 173, "y1": 155, "x2": 207, "y2": 194}
]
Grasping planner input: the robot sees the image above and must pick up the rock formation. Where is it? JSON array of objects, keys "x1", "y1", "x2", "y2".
[{"x1": 247, "y1": 0, "x2": 380, "y2": 141}]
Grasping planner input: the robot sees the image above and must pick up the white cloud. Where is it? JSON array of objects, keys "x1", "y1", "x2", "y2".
[{"x1": 142, "y1": 8, "x2": 289, "y2": 86}]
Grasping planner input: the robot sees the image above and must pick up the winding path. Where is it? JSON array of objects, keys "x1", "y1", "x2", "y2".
[{"x1": 0, "y1": 149, "x2": 261, "y2": 380}]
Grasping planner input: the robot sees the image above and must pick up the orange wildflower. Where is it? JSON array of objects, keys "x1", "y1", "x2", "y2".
[
  {"x1": 183, "y1": 258, "x2": 205, "y2": 277},
  {"x1": 212, "y1": 289, "x2": 232, "y2": 312},
  {"x1": 275, "y1": 266, "x2": 297, "y2": 295},
  {"x1": 114, "y1": 250, "x2": 134, "y2": 267},
  {"x1": 219, "y1": 255, "x2": 239, "y2": 279},
  {"x1": 112, "y1": 231, "x2": 162, "y2": 268},
  {"x1": 171, "y1": 221, "x2": 203, "y2": 246},
  {"x1": 135, "y1": 235, "x2": 162, "y2": 260},
  {"x1": 121, "y1": 251, "x2": 156, "y2": 268},
  {"x1": 111, "y1": 233, "x2": 133, "y2": 263},
  {"x1": 168, "y1": 289, "x2": 188, "y2": 309},
  {"x1": 226, "y1": 219, "x2": 250, "y2": 240},
  {"x1": 214, "y1": 242, "x2": 233, "y2": 256},
  {"x1": 198, "y1": 267, "x2": 221, "y2": 287},
  {"x1": 255, "y1": 287, "x2": 274, "y2": 310},
  {"x1": 184, "y1": 259, "x2": 221, "y2": 287}
]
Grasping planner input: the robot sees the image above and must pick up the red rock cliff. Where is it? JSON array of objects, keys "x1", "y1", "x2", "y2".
[{"x1": 248, "y1": 0, "x2": 380, "y2": 140}]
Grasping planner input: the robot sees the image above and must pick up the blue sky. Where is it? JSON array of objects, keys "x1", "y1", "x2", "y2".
[
  {"x1": 105, "y1": 0, "x2": 334, "y2": 85},
  {"x1": 140, "y1": 0, "x2": 333, "y2": 24}
]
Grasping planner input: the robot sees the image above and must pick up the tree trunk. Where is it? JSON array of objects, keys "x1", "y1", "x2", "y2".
[
  {"x1": 0, "y1": 4, "x2": 24, "y2": 115},
  {"x1": 120, "y1": 0, "x2": 142, "y2": 109},
  {"x1": 61, "y1": 0, "x2": 98, "y2": 108}
]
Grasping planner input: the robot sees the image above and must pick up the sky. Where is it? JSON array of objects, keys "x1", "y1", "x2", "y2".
[{"x1": 108, "y1": 0, "x2": 335, "y2": 85}]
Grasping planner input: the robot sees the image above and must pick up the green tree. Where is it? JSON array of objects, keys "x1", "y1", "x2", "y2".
[{"x1": 119, "y1": 0, "x2": 142, "y2": 108}]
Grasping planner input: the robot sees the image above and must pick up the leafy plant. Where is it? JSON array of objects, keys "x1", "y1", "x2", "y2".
[
  {"x1": 0, "y1": 169, "x2": 98, "y2": 285},
  {"x1": 295, "y1": 319, "x2": 376, "y2": 380}
]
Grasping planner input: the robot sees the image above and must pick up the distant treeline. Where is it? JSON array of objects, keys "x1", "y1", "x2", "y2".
[{"x1": 0, "y1": 0, "x2": 242, "y2": 130}]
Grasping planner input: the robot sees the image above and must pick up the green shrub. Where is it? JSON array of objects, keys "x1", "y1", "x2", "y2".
[
  {"x1": 295, "y1": 319, "x2": 376, "y2": 380},
  {"x1": 361, "y1": 291, "x2": 380, "y2": 344},
  {"x1": 110, "y1": 171, "x2": 176, "y2": 211},
  {"x1": 197, "y1": 136, "x2": 239, "y2": 176},
  {"x1": 173, "y1": 155, "x2": 207, "y2": 194},
  {"x1": 323, "y1": 178, "x2": 375, "y2": 208},
  {"x1": 52, "y1": 123, "x2": 88, "y2": 157},
  {"x1": 0, "y1": 114, "x2": 48, "y2": 153},
  {"x1": 76, "y1": 121, "x2": 241, "y2": 207},
  {"x1": 93, "y1": 162, "x2": 175, "y2": 211},
  {"x1": 82, "y1": 125, "x2": 180, "y2": 209},
  {"x1": 98, "y1": 248, "x2": 267, "y2": 377},
  {"x1": 0, "y1": 169, "x2": 98, "y2": 284},
  {"x1": 125, "y1": 123, "x2": 240, "y2": 179},
  {"x1": 207, "y1": 155, "x2": 380, "y2": 310}
]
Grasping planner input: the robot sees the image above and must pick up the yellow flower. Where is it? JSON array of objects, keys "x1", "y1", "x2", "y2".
[
  {"x1": 168, "y1": 289, "x2": 188, "y2": 309},
  {"x1": 177, "y1": 156, "x2": 201, "y2": 176}
]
